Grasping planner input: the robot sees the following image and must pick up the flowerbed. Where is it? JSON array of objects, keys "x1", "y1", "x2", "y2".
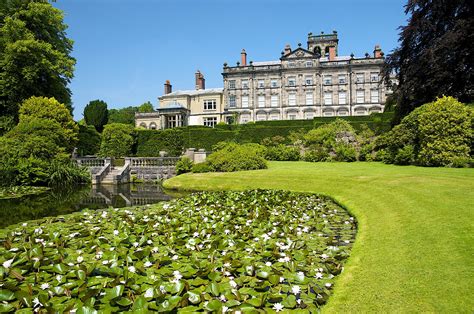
[{"x1": 0, "y1": 190, "x2": 357, "y2": 313}]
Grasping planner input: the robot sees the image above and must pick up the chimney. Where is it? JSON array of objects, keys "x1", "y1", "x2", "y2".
[
  {"x1": 241, "y1": 49, "x2": 247, "y2": 66},
  {"x1": 195, "y1": 70, "x2": 205, "y2": 90},
  {"x1": 328, "y1": 46, "x2": 336, "y2": 61},
  {"x1": 374, "y1": 44, "x2": 383, "y2": 58},
  {"x1": 284, "y1": 44, "x2": 291, "y2": 56},
  {"x1": 164, "y1": 80, "x2": 172, "y2": 94}
]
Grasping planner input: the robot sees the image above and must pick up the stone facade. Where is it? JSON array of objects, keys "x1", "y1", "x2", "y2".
[{"x1": 222, "y1": 31, "x2": 388, "y2": 123}]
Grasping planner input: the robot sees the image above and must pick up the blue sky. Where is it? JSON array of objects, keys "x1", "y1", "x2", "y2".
[{"x1": 53, "y1": 0, "x2": 408, "y2": 119}]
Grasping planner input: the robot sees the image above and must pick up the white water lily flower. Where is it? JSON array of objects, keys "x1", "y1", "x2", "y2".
[
  {"x1": 171, "y1": 255, "x2": 178, "y2": 260},
  {"x1": 3, "y1": 258, "x2": 14, "y2": 269},
  {"x1": 224, "y1": 229, "x2": 230, "y2": 235},
  {"x1": 159, "y1": 285, "x2": 166, "y2": 294},
  {"x1": 193, "y1": 232, "x2": 199, "y2": 238},
  {"x1": 33, "y1": 297, "x2": 43, "y2": 308},
  {"x1": 279, "y1": 276, "x2": 285, "y2": 283},
  {"x1": 56, "y1": 275, "x2": 63, "y2": 282},
  {"x1": 344, "y1": 240, "x2": 350, "y2": 244},
  {"x1": 113, "y1": 230, "x2": 119, "y2": 236},
  {"x1": 315, "y1": 272, "x2": 323, "y2": 279},
  {"x1": 273, "y1": 303, "x2": 284, "y2": 312},
  {"x1": 173, "y1": 270, "x2": 183, "y2": 280},
  {"x1": 325, "y1": 283, "x2": 332, "y2": 288},
  {"x1": 9, "y1": 248, "x2": 19, "y2": 252},
  {"x1": 152, "y1": 247, "x2": 159, "y2": 253},
  {"x1": 321, "y1": 253, "x2": 329, "y2": 259},
  {"x1": 222, "y1": 306, "x2": 229, "y2": 312},
  {"x1": 229, "y1": 280, "x2": 237, "y2": 288},
  {"x1": 144, "y1": 261, "x2": 153, "y2": 268},
  {"x1": 219, "y1": 295, "x2": 227, "y2": 302},
  {"x1": 133, "y1": 242, "x2": 139, "y2": 248},
  {"x1": 40, "y1": 283, "x2": 50, "y2": 290},
  {"x1": 22, "y1": 223, "x2": 27, "y2": 227},
  {"x1": 128, "y1": 266, "x2": 136, "y2": 273},
  {"x1": 223, "y1": 262, "x2": 231, "y2": 268},
  {"x1": 102, "y1": 260, "x2": 109, "y2": 265},
  {"x1": 144, "y1": 288, "x2": 154, "y2": 298},
  {"x1": 265, "y1": 262, "x2": 272, "y2": 267},
  {"x1": 291, "y1": 285, "x2": 301, "y2": 294},
  {"x1": 77, "y1": 256, "x2": 84, "y2": 263},
  {"x1": 147, "y1": 240, "x2": 152, "y2": 245}
]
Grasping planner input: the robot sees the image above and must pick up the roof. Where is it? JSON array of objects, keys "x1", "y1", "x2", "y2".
[
  {"x1": 252, "y1": 60, "x2": 281, "y2": 66},
  {"x1": 161, "y1": 88, "x2": 223, "y2": 98}
]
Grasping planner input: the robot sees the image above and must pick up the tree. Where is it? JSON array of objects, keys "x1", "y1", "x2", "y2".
[
  {"x1": 99, "y1": 123, "x2": 135, "y2": 158},
  {"x1": 108, "y1": 106, "x2": 138, "y2": 125},
  {"x1": 138, "y1": 101, "x2": 154, "y2": 113},
  {"x1": 0, "y1": 1, "x2": 75, "y2": 119},
  {"x1": 19, "y1": 96, "x2": 78, "y2": 151},
  {"x1": 83, "y1": 99, "x2": 108, "y2": 132},
  {"x1": 384, "y1": 0, "x2": 473, "y2": 123},
  {"x1": 77, "y1": 124, "x2": 101, "y2": 156}
]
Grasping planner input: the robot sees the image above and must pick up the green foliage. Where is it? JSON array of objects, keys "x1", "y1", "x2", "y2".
[
  {"x1": 175, "y1": 157, "x2": 193, "y2": 175},
  {"x1": 376, "y1": 96, "x2": 472, "y2": 167},
  {"x1": 0, "y1": 2, "x2": 75, "y2": 119},
  {"x1": 206, "y1": 143, "x2": 267, "y2": 172},
  {"x1": 334, "y1": 144, "x2": 357, "y2": 162},
  {"x1": 191, "y1": 161, "x2": 212, "y2": 173},
  {"x1": 47, "y1": 160, "x2": 90, "y2": 187},
  {"x1": 137, "y1": 101, "x2": 154, "y2": 113},
  {"x1": 0, "y1": 189, "x2": 356, "y2": 312},
  {"x1": 84, "y1": 99, "x2": 108, "y2": 132},
  {"x1": 77, "y1": 125, "x2": 101, "y2": 156},
  {"x1": 99, "y1": 123, "x2": 135, "y2": 158},
  {"x1": 260, "y1": 135, "x2": 286, "y2": 147},
  {"x1": 265, "y1": 144, "x2": 300, "y2": 161},
  {"x1": 136, "y1": 129, "x2": 184, "y2": 157},
  {"x1": 303, "y1": 147, "x2": 330, "y2": 162},
  {"x1": 108, "y1": 106, "x2": 138, "y2": 125}
]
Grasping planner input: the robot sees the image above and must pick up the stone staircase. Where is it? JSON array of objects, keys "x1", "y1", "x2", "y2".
[{"x1": 100, "y1": 166, "x2": 125, "y2": 184}]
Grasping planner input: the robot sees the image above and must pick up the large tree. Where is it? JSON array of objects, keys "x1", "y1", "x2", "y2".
[
  {"x1": 83, "y1": 99, "x2": 108, "y2": 132},
  {"x1": 0, "y1": 0, "x2": 75, "y2": 122},
  {"x1": 384, "y1": 0, "x2": 473, "y2": 123}
]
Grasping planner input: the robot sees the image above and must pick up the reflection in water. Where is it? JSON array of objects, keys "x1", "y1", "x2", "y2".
[{"x1": 0, "y1": 184, "x2": 178, "y2": 228}]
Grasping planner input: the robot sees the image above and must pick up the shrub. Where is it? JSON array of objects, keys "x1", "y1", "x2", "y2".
[
  {"x1": 206, "y1": 143, "x2": 267, "y2": 172},
  {"x1": 99, "y1": 123, "x2": 136, "y2": 157},
  {"x1": 136, "y1": 128, "x2": 184, "y2": 156},
  {"x1": 334, "y1": 144, "x2": 357, "y2": 162},
  {"x1": 77, "y1": 125, "x2": 101, "y2": 156},
  {"x1": 265, "y1": 144, "x2": 300, "y2": 161},
  {"x1": 303, "y1": 147, "x2": 330, "y2": 162},
  {"x1": 48, "y1": 161, "x2": 91, "y2": 187},
  {"x1": 394, "y1": 145, "x2": 415, "y2": 165},
  {"x1": 175, "y1": 157, "x2": 193, "y2": 175},
  {"x1": 260, "y1": 136, "x2": 286, "y2": 147},
  {"x1": 192, "y1": 162, "x2": 212, "y2": 173},
  {"x1": 83, "y1": 99, "x2": 108, "y2": 132}
]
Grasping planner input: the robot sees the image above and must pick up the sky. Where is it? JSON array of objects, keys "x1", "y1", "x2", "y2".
[{"x1": 53, "y1": 0, "x2": 408, "y2": 120}]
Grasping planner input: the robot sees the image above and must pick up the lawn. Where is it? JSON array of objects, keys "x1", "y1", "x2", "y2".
[{"x1": 164, "y1": 162, "x2": 474, "y2": 312}]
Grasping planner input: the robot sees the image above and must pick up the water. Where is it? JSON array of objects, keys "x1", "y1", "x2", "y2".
[{"x1": 0, "y1": 184, "x2": 182, "y2": 228}]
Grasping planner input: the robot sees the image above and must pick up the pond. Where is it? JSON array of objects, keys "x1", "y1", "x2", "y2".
[{"x1": 0, "y1": 184, "x2": 181, "y2": 228}]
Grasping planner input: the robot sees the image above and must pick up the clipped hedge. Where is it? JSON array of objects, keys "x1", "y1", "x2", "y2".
[{"x1": 136, "y1": 129, "x2": 184, "y2": 156}]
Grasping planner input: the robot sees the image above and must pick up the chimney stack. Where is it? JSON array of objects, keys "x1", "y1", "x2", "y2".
[
  {"x1": 284, "y1": 44, "x2": 292, "y2": 56},
  {"x1": 241, "y1": 49, "x2": 247, "y2": 66},
  {"x1": 328, "y1": 46, "x2": 336, "y2": 61},
  {"x1": 195, "y1": 70, "x2": 205, "y2": 90},
  {"x1": 164, "y1": 80, "x2": 172, "y2": 94},
  {"x1": 374, "y1": 44, "x2": 383, "y2": 58}
]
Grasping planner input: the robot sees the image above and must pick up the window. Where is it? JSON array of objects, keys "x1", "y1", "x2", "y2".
[
  {"x1": 256, "y1": 114, "x2": 266, "y2": 121},
  {"x1": 356, "y1": 73, "x2": 364, "y2": 83},
  {"x1": 289, "y1": 114, "x2": 297, "y2": 120},
  {"x1": 258, "y1": 95, "x2": 265, "y2": 108},
  {"x1": 242, "y1": 79, "x2": 249, "y2": 89},
  {"x1": 323, "y1": 75, "x2": 332, "y2": 85},
  {"x1": 323, "y1": 111, "x2": 334, "y2": 117},
  {"x1": 258, "y1": 80, "x2": 265, "y2": 88},
  {"x1": 167, "y1": 116, "x2": 177, "y2": 128},
  {"x1": 306, "y1": 61, "x2": 313, "y2": 67},
  {"x1": 305, "y1": 92, "x2": 313, "y2": 105},
  {"x1": 371, "y1": 89, "x2": 379, "y2": 103},
  {"x1": 305, "y1": 76, "x2": 313, "y2": 85},
  {"x1": 203, "y1": 99, "x2": 216, "y2": 110},
  {"x1": 241, "y1": 96, "x2": 249, "y2": 108},
  {"x1": 270, "y1": 114, "x2": 279, "y2": 120},
  {"x1": 271, "y1": 79, "x2": 278, "y2": 88},
  {"x1": 271, "y1": 95, "x2": 279, "y2": 107},
  {"x1": 240, "y1": 115, "x2": 250, "y2": 123},
  {"x1": 338, "y1": 74, "x2": 346, "y2": 84},
  {"x1": 356, "y1": 90, "x2": 365, "y2": 103},
  {"x1": 305, "y1": 112, "x2": 314, "y2": 120},
  {"x1": 288, "y1": 77, "x2": 296, "y2": 87},
  {"x1": 203, "y1": 117, "x2": 217, "y2": 127},
  {"x1": 370, "y1": 72, "x2": 379, "y2": 82},
  {"x1": 324, "y1": 92, "x2": 333, "y2": 105},
  {"x1": 229, "y1": 95, "x2": 236, "y2": 108},
  {"x1": 338, "y1": 110, "x2": 349, "y2": 116},
  {"x1": 288, "y1": 93, "x2": 296, "y2": 106},
  {"x1": 288, "y1": 62, "x2": 296, "y2": 68},
  {"x1": 338, "y1": 91, "x2": 347, "y2": 105},
  {"x1": 229, "y1": 80, "x2": 236, "y2": 89}
]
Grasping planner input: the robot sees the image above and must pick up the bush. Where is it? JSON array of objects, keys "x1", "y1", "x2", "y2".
[
  {"x1": 99, "y1": 123, "x2": 136, "y2": 158},
  {"x1": 303, "y1": 147, "x2": 330, "y2": 162},
  {"x1": 136, "y1": 129, "x2": 184, "y2": 156},
  {"x1": 260, "y1": 136, "x2": 286, "y2": 147},
  {"x1": 77, "y1": 125, "x2": 101, "y2": 156},
  {"x1": 48, "y1": 161, "x2": 91, "y2": 187},
  {"x1": 334, "y1": 144, "x2": 357, "y2": 162},
  {"x1": 265, "y1": 144, "x2": 300, "y2": 161},
  {"x1": 175, "y1": 157, "x2": 193, "y2": 175},
  {"x1": 192, "y1": 162, "x2": 212, "y2": 173},
  {"x1": 206, "y1": 143, "x2": 267, "y2": 172},
  {"x1": 394, "y1": 145, "x2": 415, "y2": 165}
]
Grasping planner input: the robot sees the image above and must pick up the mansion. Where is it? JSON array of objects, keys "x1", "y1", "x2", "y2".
[{"x1": 136, "y1": 31, "x2": 389, "y2": 129}]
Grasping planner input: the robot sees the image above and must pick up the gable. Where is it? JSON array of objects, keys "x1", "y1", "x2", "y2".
[{"x1": 281, "y1": 47, "x2": 315, "y2": 60}]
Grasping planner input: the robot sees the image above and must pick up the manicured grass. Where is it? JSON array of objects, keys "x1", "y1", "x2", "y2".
[{"x1": 164, "y1": 162, "x2": 474, "y2": 312}]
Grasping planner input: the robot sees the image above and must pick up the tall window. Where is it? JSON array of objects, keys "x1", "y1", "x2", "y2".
[
  {"x1": 271, "y1": 79, "x2": 278, "y2": 88},
  {"x1": 338, "y1": 74, "x2": 346, "y2": 84},
  {"x1": 271, "y1": 95, "x2": 279, "y2": 107},
  {"x1": 305, "y1": 75, "x2": 313, "y2": 85},
  {"x1": 203, "y1": 99, "x2": 216, "y2": 110},
  {"x1": 324, "y1": 92, "x2": 332, "y2": 105},
  {"x1": 323, "y1": 75, "x2": 332, "y2": 85},
  {"x1": 306, "y1": 92, "x2": 313, "y2": 105},
  {"x1": 258, "y1": 95, "x2": 265, "y2": 108},
  {"x1": 370, "y1": 72, "x2": 379, "y2": 82},
  {"x1": 356, "y1": 90, "x2": 365, "y2": 103},
  {"x1": 306, "y1": 61, "x2": 313, "y2": 67},
  {"x1": 288, "y1": 93, "x2": 296, "y2": 106},
  {"x1": 305, "y1": 112, "x2": 314, "y2": 120},
  {"x1": 242, "y1": 79, "x2": 249, "y2": 89},
  {"x1": 289, "y1": 114, "x2": 297, "y2": 120},
  {"x1": 167, "y1": 116, "x2": 177, "y2": 128},
  {"x1": 288, "y1": 77, "x2": 296, "y2": 87},
  {"x1": 242, "y1": 96, "x2": 249, "y2": 108},
  {"x1": 371, "y1": 89, "x2": 379, "y2": 103},
  {"x1": 258, "y1": 80, "x2": 265, "y2": 88},
  {"x1": 229, "y1": 80, "x2": 236, "y2": 89},
  {"x1": 338, "y1": 91, "x2": 347, "y2": 105},
  {"x1": 356, "y1": 73, "x2": 364, "y2": 83},
  {"x1": 229, "y1": 95, "x2": 236, "y2": 108},
  {"x1": 203, "y1": 117, "x2": 217, "y2": 127}
]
